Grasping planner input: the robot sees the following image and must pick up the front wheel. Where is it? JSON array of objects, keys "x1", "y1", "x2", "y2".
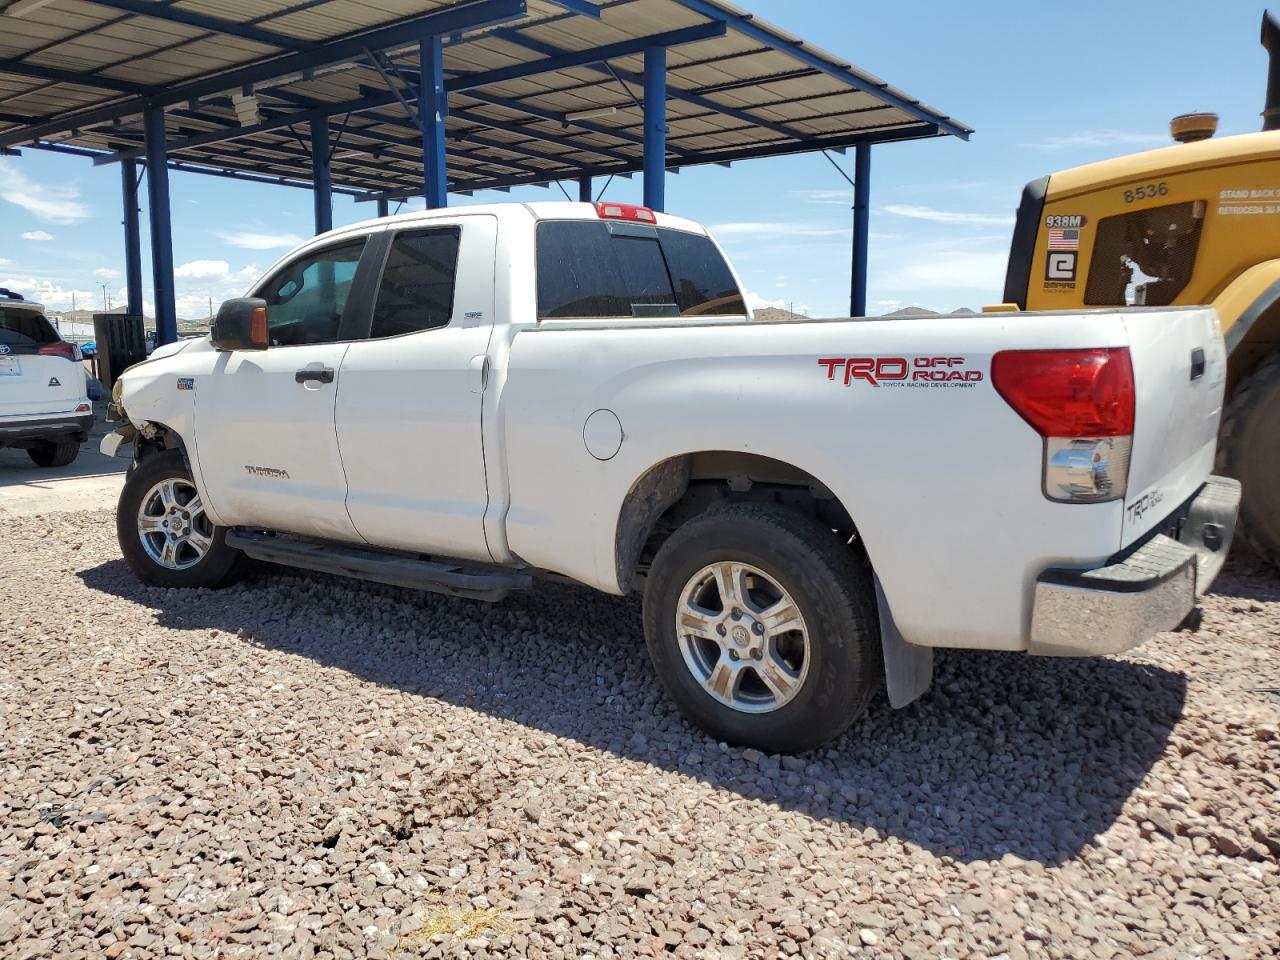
[
  {"x1": 116, "y1": 449, "x2": 247, "y2": 589},
  {"x1": 643, "y1": 503, "x2": 882, "y2": 754}
]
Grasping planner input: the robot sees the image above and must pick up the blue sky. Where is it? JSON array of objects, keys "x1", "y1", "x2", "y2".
[{"x1": 0, "y1": 0, "x2": 1270, "y2": 319}]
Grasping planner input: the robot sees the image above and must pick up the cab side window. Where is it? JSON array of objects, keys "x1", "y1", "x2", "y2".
[
  {"x1": 259, "y1": 240, "x2": 365, "y2": 346},
  {"x1": 370, "y1": 228, "x2": 462, "y2": 338}
]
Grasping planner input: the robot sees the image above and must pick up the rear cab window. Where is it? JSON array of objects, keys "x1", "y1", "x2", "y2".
[
  {"x1": 536, "y1": 219, "x2": 747, "y2": 320},
  {"x1": 0, "y1": 306, "x2": 59, "y2": 354}
]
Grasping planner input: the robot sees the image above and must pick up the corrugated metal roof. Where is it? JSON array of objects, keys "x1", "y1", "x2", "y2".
[{"x1": 0, "y1": 0, "x2": 971, "y2": 197}]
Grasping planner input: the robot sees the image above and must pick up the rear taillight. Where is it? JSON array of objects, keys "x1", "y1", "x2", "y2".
[
  {"x1": 992, "y1": 347, "x2": 1135, "y2": 503},
  {"x1": 595, "y1": 201, "x2": 657, "y2": 223},
  {"x1": 39, "y1": 342, "x2": 81, "y2": 362}
]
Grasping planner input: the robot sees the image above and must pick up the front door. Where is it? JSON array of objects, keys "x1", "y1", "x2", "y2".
[
  {"x1": 195, "y1": 236, "x2": 373, "y2": 542},
  {"x1": 336, "y1": 215, "x2": 497, "y2": 561}
]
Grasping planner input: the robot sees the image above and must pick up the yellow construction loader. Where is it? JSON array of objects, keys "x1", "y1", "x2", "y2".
[{"x1": 998, "y1": 11, "x2": 1280, "y2": 567}]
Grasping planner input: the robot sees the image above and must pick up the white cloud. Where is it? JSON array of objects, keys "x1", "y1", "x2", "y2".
[
  {"x1": 0, "y1": 161, "x2": 90, "y2": 224},
  {"x1": 216, "y1": 230, "x2": 304, "y2": 250},
  {"x1": 879, "y1": 249, "x2": 1008, "y2": 293},
  {"x1": 744, "y1": 290, "x2": 786, "y2": 311},
  {"x1": 0, "y1": 275, "x2": 96, "y2": 312},
  {"x1": 710, "y1": 221, "x2": 850, "y2": 240},
  {"x1": 21, "y1": 229, "x2": 54, "y2": 241},
  {"x1": 175, "y1": 259, "x2": 232, "y2": 281},
  {"x1": 174, "y1": 259, "x2": 259, "y2": 283},
  {"x1": 791, "y1": 189, "x2": 852, "y2": 205},
  {"x1": 883, "y1": 205, "x2": 1015, "y2": 227},
  {"x1": 1022, "y1": 129, "x2": 1167, "y2": 151},
  {"x1": 94, "y1": 267, "x2": 121, "y2": 278}
]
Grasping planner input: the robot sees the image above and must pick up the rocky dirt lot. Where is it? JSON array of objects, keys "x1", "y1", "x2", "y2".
[{"x1": 2, "y1": 510, "x2": 1278, "y2": 960}]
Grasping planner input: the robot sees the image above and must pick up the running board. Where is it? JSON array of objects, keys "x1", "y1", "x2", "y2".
[{"x1": 225, "y1": 530, "x2": 531, "y2": 602}]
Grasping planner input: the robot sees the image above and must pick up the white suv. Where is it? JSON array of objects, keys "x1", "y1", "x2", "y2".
[{"x1": 0, "y1": 290, "x2": 91, "y2": 467}]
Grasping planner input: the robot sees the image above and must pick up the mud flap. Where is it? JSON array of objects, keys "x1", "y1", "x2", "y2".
[{"x1": 875, "y1": 575, "x2": 933, "y2": 708}]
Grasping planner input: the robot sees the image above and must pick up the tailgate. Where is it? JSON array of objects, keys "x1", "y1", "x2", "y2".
[
  {"x1": 1120, "y1": 307, "x2": 1225, "y2": 546},
  {"x1": 0, "y1": 353, "x2": 85, "y2": 418}
]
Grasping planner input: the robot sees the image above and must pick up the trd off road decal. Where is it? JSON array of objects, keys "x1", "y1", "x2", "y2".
[
  {"x1": 1043, "y1": 214, "x2": 1086, "y2": 290},
  {"x1": 818, "y1": 356, "x2": 984, "y2": 389}
]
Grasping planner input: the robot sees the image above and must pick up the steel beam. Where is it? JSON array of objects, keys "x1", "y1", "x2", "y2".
[
  {"x1": 143, "y1": 105, "x2": 176, "y2": 346},
  {"x1": 543, "y1": 0, "x2": 601, "y2": 17},
  {"x1": 851, "y1": 142, "x2": 870, "y2": 317},
  {"x1": 670, "y1": 0, "x2": 971, "y2": 141},
  {"x1": 359, "y1": 122, "x2": 936, "y2": 200},
  {"x1": 488, "y1": 24, "x2": 805, "y2": 142},
  {"x1": 0, "y1": 59, "x2": 147, "y2": 94},
  {"x1": 578, "y1": 174, "x2": 592, "y2": 202},
  {"x1": 420, "y1": 36, "x2": 448, "y2": 209},
  {"x1": 83, "y1": 0, "x2": 313, "y2": 51},
  {"x1": 376, "y1": 197, "x2": 390, "y2": 217},
  {"x1": 121, "y1": 159, "x2": 144, "y2": 317},
  {"x1": 446, "y1": 22, "x2": 724, "y2": 94},
  {"x1": 642, "y1": 46, "x2": 665, "y2": 211},
  {"x1": 0, "y1": 0, "x2": 528, "y2": 149},
  {"x1": 87, "y1": 22, "x2": 718, "y2": 167},
  {"x1": 311, "y1": 114, "x2": 332, "y2": 233}
]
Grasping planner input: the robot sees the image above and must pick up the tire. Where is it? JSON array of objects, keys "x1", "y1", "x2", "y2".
[
  {"x1": 1217, "y1": 351, "x2": 1280, "y2": 569},
  {"x1": 27, "y1": 439, "x2": 79, "y2": 468},
  {"x1": 116, "y1": 449, "x2": 248, "y2": 589},
  {"x1": 642, "y1": 502, "x2": 881, "y2": 754}
]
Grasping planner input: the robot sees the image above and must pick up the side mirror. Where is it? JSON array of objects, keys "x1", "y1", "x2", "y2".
[{"x1": 211, "y1": 298, "x2": 269, "y2": 351}]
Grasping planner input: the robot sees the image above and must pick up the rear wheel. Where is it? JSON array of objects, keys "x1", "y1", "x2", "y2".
[
  {"x1": 27, "y1": 439, "x2": 79, "y2": 468},
  {"x1": 643, "y1": 503, "x2": 881, "y2": 754},
  {"x1": 1218, "y1": 352, "x2": 1280, "y2": 568},
  {"x1": 116, "y1": 449, "x2": 247, "y2": 588}
]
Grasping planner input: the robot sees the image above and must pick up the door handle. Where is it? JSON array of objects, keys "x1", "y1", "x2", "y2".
[{"x1": 295, "y1": 367, "x2": 335, "y2": 385}]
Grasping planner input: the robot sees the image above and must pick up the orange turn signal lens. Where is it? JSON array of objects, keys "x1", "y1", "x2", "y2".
[{"x1": 250, "y1": 306, "x2": 268, "y2": 346}]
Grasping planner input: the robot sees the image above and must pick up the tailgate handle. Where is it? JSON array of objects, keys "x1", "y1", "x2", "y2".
[{"x1": 1190, "y1": 348, "x2": 1205, "y2": 381}]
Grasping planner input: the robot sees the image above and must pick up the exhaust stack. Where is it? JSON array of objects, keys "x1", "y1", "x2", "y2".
[{"x1": 1265, "y1": 10, "x2": 1280, "y2": 130}]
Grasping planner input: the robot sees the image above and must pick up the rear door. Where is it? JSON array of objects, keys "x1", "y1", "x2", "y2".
[
  {"x1": 336, "y1": 215, "x2": 497, "y2": 561},
  {"x1": 1121, "y1": 306, "x2": 1226, "y2": 544},
  {"x1": 0, "y1": 306, "x2": 83, "y2": 418}
]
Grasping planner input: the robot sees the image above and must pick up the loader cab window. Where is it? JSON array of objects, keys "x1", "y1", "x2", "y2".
[
  {"x1": 536, "y1": 220, "x2": 747, "y2": 319},
  {"x1": 258, "y1": 240, "x2": 365, "y2": 346},
  {"x1": 1084, "y1": 201, "x2": 1204, "y2": 307}
]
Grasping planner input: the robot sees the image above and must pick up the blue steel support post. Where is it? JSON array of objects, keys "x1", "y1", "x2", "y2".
[
  {"x1": 121, "y1": 159, "x2": 143, "y2": 317},
  {"x1": 420, "y1": 35, "x2": 448, "y2": 209},
  {"x1": 577, "y1": 175, "x2": 592, "y2": 203},
  {"x1": 311, "y1": 114, "x2": 332, "y2": 234},
  {"x1": 376, "y1": 197, "x2": 389, "y2": 217},
  {"x1": 143, "y1": 105, "x2": 177, "y2": 346},
  {"x1": 642, "y1": 46, "x2": 666, "y2": 211},
  {"x1": 851, "y1": 142, "x2": 871, "y2": 317}
]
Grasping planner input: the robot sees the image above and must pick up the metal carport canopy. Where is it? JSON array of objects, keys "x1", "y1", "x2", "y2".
[
  {"x1": 0, "y1": 0, "x2": 971, "y2": 341},
  {"x1": 0, "y1": 0, "x2": 970, "y2": 195}
]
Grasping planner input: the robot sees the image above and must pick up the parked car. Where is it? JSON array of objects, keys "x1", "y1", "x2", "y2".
[
  {"x1": 0, "y1": 288, "x2": 91, "y2": 467},
  {"x1": 80, "y1": 340, "x2": 97, "y2": 358},
  {"x1": 101, "y1": 202, "x2": 1238, "y2": 753}
]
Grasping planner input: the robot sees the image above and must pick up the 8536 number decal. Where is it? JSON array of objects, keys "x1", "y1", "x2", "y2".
[{"x1": 1123, "y1": 181, "x2": 1168, "y2": 203}]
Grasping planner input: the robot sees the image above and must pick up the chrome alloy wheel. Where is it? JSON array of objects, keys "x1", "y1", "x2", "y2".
[
  {"x1": 675, "y1": 561, "x2": 810, "y2": 714},
  {"x1": 136, "y1": 477, "x2": 213, "y2": 570}
]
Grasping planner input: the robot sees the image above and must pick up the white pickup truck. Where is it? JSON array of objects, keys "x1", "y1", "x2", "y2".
[{"x1": 104, "y1": 201, "x2": 1240, "y2": 753}]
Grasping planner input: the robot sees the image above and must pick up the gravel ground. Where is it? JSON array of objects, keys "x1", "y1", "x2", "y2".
[{"x1": 2, "y1": 510, "x2": 1278, "y2": 960}]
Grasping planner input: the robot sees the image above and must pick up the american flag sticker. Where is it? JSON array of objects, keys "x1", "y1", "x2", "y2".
[{"x1": 1048, "y1": 227, "x2": 1080, "y2": 250}]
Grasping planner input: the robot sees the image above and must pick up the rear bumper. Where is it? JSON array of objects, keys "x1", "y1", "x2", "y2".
[
  {"x1": 0, "y1": 411, "x2": 94, "y2": 445},
  {"x1": 1029, "y1": 475, "x2": 1241, "y2": 656}
]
